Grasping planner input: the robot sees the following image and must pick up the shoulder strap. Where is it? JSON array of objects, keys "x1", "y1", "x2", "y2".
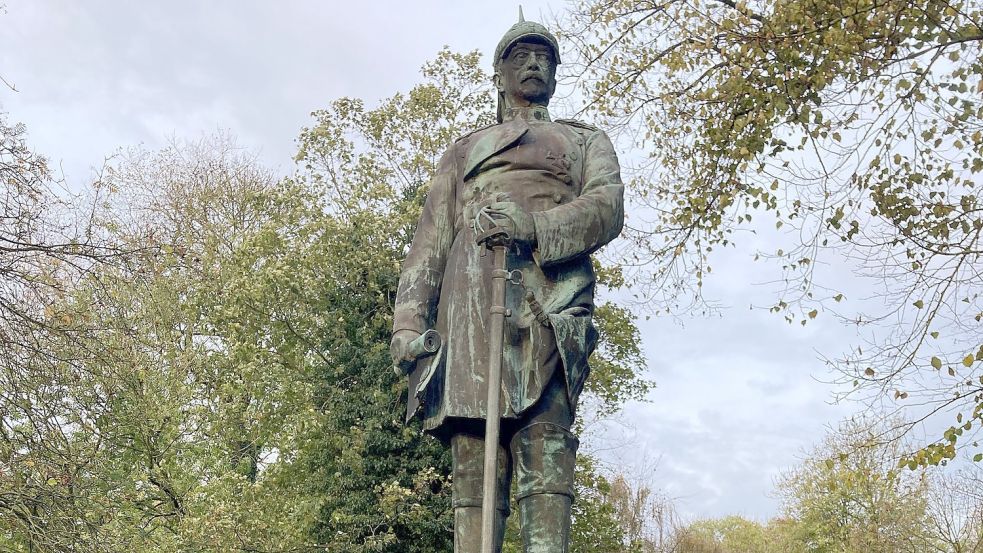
[{"x1": 555, "y1": 118, "x2": 600, "y2": 134}]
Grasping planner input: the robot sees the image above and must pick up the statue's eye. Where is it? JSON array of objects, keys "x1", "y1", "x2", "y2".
[{"x1": 513, "y1": 51, "x2": 529, "y2": 62}]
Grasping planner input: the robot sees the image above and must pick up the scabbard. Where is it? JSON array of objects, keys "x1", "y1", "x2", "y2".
[{"x1": 480, "y1": 243, "x2": 508, "y2": 553}]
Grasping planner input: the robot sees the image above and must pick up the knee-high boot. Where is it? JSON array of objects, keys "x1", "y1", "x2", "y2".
[
  {"x1": 518, "y1": 493, "x2": 572, "y2": 553},
  {"x1": 511, "y1": 422, "x2": 579, "y2": 553},
  {"x1": 451, "y1": 433, "x2": 511, "y2": 553}
]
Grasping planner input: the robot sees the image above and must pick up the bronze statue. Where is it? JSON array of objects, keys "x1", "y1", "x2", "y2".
[{"x1": 391, "y1": 13, "x2": 624, "y2": 553}]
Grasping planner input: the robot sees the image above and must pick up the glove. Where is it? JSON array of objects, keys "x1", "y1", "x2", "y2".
[{"x1": 484, "y1": 201, "x2": 536, "y2": 245}]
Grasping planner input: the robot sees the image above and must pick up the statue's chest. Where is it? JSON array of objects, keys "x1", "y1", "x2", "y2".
[
  {"x1": 459, "y1": 122, "x2": 584, "y2": 211},
  {"x1": 487, "y1": 124, "x2": 580, "y2": 176}
]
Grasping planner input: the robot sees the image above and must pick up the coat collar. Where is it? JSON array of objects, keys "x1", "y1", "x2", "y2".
[
  {"x1": 502, "y1": 105, "x2": 551, "y2": 122},
  {"x1": 462, "y1": 120, "x2": 529, "y2": 181}
]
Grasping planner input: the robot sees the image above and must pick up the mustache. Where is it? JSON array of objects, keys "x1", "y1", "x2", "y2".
[{"x1": 520, "y1": 71, "x2": 548, "y2": 82}]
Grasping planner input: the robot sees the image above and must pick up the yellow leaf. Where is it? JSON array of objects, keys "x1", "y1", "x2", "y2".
[
  {"x1": 963, "y1": 355, "x2": 975, "y2": 368},
  {"x1": 931, "y1": 357, "x2": 942, "y2": 369}
]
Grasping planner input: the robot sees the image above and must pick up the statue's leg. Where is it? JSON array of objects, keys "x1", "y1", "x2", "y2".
[
  {"x1": 510, "y1": 363, "x2": 578, "y2": 553},
  {"x1": 512, "y1": 422, "x2": 579, "y2": 553},
  {"x1": 451, "y1": 431, "x2": 511, "y2": 553}
]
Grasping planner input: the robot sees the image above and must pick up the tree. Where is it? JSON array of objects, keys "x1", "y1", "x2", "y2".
[
  {"x1": 567, "y1": 458, "x2": 682, "y2": 553},
  {"x1": 0, "y1": 114, "x2": 125, "y2": 552},
  {"x1": 677, "y1": 516, "x2": 776, "y2": 553},
  {"x1": 776, "y1": 419, "x2": 935, "y2": 552},
  {"x1": 293, "y1": 48, "x2": 489, "y2": 552},
  {"x1": 568, "y1": 457, "x2": 635, "y2": 553},
  {"x1": 925, "y1": 466, "x2": 983, "y2": 552},
  {"x1": 0, "y1": 135, "x2": 327, "y2": 552},
  {"x1": 0, "y1": 112, "x2": 117, "y2": 395},
  {"x1": 562, "y1": 0, "x2": 983, "y2": 462}
]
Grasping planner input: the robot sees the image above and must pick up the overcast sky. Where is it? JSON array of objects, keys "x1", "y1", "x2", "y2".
[{"x1": 1, "y1": 0, "x2": 870, "y2": 521}]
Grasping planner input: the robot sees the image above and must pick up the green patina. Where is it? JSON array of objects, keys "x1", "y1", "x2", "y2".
[{"x1": 391, "y1": 14, "x2": 624, "y2": 553}]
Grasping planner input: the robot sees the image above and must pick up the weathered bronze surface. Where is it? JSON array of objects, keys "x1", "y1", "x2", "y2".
[{"x1": 391, "y1": 13, "x2": 624, "y2": 552}]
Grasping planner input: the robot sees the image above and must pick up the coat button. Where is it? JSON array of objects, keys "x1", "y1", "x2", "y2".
[
  {"x1": 552, "y1": 193, "x2": 564, "y2": 204},
  {"x1": 569, "y1": 151, "x2": 578, "y2": 161}
]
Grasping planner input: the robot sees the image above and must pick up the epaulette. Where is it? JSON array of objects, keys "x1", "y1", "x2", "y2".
[{"x1": 555, "y1": 118, "x2": 600, "y2": 133}]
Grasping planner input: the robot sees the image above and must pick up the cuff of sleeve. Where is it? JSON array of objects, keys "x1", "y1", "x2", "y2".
[{"x1": 392, "y1": 313, "x2": 426, "y2": 336}]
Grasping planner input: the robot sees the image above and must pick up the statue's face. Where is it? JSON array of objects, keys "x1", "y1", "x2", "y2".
[{"x1": 496, "y1": 40, "x2": 556, "y2": 107}]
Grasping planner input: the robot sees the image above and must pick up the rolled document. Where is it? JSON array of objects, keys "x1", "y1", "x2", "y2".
[{"x1": 395, "y1": 329, "x2": 441, "y2": 375}]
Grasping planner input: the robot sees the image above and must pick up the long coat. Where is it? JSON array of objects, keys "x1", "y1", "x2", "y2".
[{"x1": 393, "y1": 109, "x2": 624, "y2": 436}]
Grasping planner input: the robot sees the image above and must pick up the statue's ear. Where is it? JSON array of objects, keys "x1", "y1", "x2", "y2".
[{"x1": 493, "y1": 71, "x2": 504, "y2": 92}]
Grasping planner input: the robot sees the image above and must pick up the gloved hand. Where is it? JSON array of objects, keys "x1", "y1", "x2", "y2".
[
  {"x1": 390, "y1": 329, "x2": 422, "y2": 372},
  {"x1": 484, "y1": 201, "x2": 536, "y2": 245}
]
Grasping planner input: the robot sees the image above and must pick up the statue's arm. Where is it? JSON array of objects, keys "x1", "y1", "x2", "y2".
[
  {"x1": 392, "y1": 148, "x2": 458, "y2": 335},
  {"x1": 531, "y1": 129, "x2": 625, "y2": 266}
]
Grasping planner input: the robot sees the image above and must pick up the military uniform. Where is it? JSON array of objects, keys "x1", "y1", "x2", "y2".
[
  {"x1": 391, "y1": 15, "x2": 624, "y2": 553},
  {"x1": 394, "y1": 105, "x2": 623, "y2": 432},
  {"x1": 393, "y1": 104, "x2": 624, "y2": 550}
]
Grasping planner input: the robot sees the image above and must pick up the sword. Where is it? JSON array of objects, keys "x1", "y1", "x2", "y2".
[{"x1": 474, "y1": 219, "x2": 511, "y2": 553}]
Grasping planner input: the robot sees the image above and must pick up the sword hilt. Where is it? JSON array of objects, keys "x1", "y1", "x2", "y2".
[{"x1": 475, "y1": 224, "x2": 512, "y2": 249}]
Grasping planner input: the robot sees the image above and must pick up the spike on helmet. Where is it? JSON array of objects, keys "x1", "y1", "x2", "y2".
[{"x1": 493, "y1": 11, "x2": 561, "y2": 68}]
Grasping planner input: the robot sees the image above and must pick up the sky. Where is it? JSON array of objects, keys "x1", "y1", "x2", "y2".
[{"x1": 0, "y1": 0, "x2": 869, "y2": 521}]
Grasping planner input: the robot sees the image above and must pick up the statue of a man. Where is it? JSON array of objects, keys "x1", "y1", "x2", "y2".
[{"x1": 391, "y1": 14, "x2": 624, "y2": 552}]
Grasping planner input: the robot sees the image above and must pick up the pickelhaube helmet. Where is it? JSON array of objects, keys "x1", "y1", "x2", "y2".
[{"x1": 493, "y1": 7, "x2": 561, "y2": 67}]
